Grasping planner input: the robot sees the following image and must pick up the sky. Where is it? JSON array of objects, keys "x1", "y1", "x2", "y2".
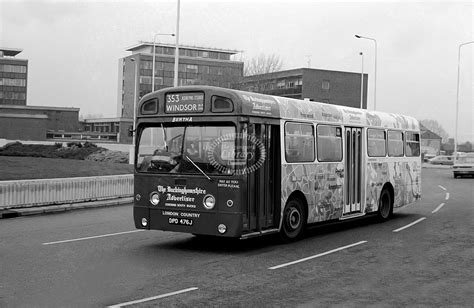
[{"x1": 1, "y1": 0, "x2": 473, "y2": 141}]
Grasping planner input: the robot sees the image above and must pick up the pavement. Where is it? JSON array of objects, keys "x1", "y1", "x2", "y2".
[{"x1": 0, "y1": 197, "x2": 133, "y2": 219}]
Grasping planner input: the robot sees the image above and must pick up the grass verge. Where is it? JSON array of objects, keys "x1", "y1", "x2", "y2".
[{"x1": 0, "y1": 156, "x2": 133, "y2": 181}]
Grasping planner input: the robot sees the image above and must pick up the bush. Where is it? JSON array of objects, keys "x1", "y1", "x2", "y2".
[
  {"x1": 67, "y1": 141, "x2": 83, "y2": 148},
  {"x1": 83, "y1": 141, "x2": 97, "y2": 148}
]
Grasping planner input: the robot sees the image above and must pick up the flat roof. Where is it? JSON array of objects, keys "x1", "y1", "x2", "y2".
[
  {"x1": 242, "y1": 67, "x2": 367, "y2": 82},
  {"x1": 81, "y1": 117, "x2": 133, "y2": 123},
  {"x1": 126, "y1": 42, "x2": 240, "y2": 55},
  {"x1": 0, "y1": 105, "x2": 80, "y2": 112},
  {"x1": 0, "y1": 48, "x2": 23, "y2": 57}
]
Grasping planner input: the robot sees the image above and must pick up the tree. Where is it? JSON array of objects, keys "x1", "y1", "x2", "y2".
[
  {"x1": 242, "y1": 54, "x2": 284, "y2": 93},
  {"x1": 244, "y1": 53, "x2": 283, "y2": 76},
  {"x1": 420, "y1": 119, "x2": 449, "y2": 142}
]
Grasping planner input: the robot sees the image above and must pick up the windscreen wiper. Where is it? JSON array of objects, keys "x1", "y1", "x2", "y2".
[{"x1": 184, "y1": 154, "x2": 212, "y2": 181}]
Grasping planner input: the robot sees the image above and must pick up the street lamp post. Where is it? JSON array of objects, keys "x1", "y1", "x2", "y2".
[
  {"x1": 174, "y1": 0, "x2": 181, "y2": 87},
  {"x1": 360, "y1": 52, "x2": 364, "y2": 109},
  {"x1": 454, "y1": 40, "x2": 474, "y2": 162},
  {"x1": 152, "y1": 33, "x2": 175, "y2": 92},
  {"x1": 129, "y1": 58, "x2": 138, "y2": 164},
  {"x1": 355, "y1": 34, "x2": 377, "y2": 110}
]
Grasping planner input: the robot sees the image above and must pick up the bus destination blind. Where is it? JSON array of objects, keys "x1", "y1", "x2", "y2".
[{"x1": 165, "y1": 92, "x2": 204, "y2": 113}]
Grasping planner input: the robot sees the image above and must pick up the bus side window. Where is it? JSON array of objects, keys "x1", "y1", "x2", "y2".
[
  {"x1": 405, "y1": 132, "x2": 420, "y2": 157},
  {"x1": 285, "y1": 122, "x2": 315, "y2": 163},
  {"x1": 317, "y1": 125, "x2": 342, "y2": 162}
]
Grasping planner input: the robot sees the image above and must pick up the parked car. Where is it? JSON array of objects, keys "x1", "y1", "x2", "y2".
[
  {"x1": 453, "y1": 154, "x2": 474, "y2": 178},
  {"x1": 423, "y1": 154, "x2": 436, "y2": 162},
  {"x1": 429, "y1": 155, "x2": 454, "y2": 165}
]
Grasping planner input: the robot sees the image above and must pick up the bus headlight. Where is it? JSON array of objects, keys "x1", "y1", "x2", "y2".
[
  {"x1": 150, "y1": 193, "x2": 160, "y2": 205},
  {"x1": 203, "y1": 194, "x2": 216, "y2": 210},
  {"x1": 141, "y1": 218, "x2": 148, "y2": 227}
]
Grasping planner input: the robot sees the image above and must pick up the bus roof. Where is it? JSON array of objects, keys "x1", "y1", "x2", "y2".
[
  {"x1": 232, "y1": 89, "x2": 419, "y2": 131},
  {"x1": 140, "y1": 86, "x2": 419, "y2": 131}
]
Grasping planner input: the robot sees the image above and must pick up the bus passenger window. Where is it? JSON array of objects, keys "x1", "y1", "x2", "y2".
[
  {"x1": 367, "y1": 129, "x2": 386, "y2": 157},
  {"x1": 285, "y1": 122, "x2": 315, "y2": 163},
  {"x1": 317, "y1": 125, "x2": 342, "y2": 162},
  {"x1": 405, "y1": 132, "x2": 420, "y2": 157}
]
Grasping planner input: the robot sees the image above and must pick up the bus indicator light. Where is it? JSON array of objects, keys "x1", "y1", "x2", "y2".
[
  {"x1": 226, "y1": 200, "x2": 234, "y2": 207},
  {"x1": 141, "y1": 218, "x2": 148, "y2": 227},
  {"x1": 218, "y1": 224, "x2": 227, "y2": 234},
  {"x1": 203, "y1": 194, "x2": 216, "y2": 209}
]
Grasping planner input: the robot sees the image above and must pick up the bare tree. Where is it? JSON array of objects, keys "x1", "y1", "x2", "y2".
[
  {"x1": 420, "y1": 119, "x2": 449, "y2": 142},
  {"x1": 244, "y1": 53, "x2": 283, "y2": 76},
  {"x1": 241, "y1": 54, "x2": 284, "y2": 93}
]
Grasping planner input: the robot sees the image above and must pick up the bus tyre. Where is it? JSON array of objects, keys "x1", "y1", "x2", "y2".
[
  {"x1": 377, "y1": 188, "x2": 393, "y2": 221},
  {"x1": 280, "y1": 198, "x2": 306, "y2": 242}
]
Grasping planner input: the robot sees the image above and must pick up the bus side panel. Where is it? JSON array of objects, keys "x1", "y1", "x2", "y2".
[
  {"x1": 281, "y1": 163, "x2": 344, "y2": 225},
  {"x1": 365, "y1": 160, "x2": 421, "y2": 212}
]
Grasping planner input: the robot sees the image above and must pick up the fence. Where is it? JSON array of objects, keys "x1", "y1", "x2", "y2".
[{"x1": 0, "y1": 174, "x2": 133, "y2": 210}]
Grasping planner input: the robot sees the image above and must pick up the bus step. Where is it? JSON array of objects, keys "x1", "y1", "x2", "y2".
[{"x1": 340, "y1": 212, "x2": 366, "y2": 220}]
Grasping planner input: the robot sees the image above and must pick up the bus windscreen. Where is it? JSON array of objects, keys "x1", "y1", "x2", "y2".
[{"x1": 136, "y1": 124, "x2": 236, "y2": 175}]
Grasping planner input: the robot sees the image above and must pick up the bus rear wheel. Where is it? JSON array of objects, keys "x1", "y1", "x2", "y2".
[
  {"x1": 377, "y1": 188, "x2": 393, "y2": 221},
  {"x1": 280, "y1": 198, "x2": 306, "y2": 242}
]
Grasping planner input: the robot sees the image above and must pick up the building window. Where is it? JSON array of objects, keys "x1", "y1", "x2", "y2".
[
  {"x1": 199, "y1": 65, "x2": 210, "y2": 74},
  {"x1": 277, "y1": 80, "x2": 285, "y2": 89},
  {"x1": 186, "y1": 64, "x2": 198, "y2": 73},
  {"x1": 322, "y1": 80, "x2": 330, "y2": 90},
  {"x1": 288, "y1": 81, "x2": 295, "y2": 88},
  {"x1": 140, "y1": 61, "x2": 152, "y2": 69},
  {"x1": 295, "y1": 79, "x2": 303, "y2": 86}
]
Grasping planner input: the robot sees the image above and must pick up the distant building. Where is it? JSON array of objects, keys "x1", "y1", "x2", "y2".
[
  {"x1": 118, "y1": 42, "x2": 244, "y2": 119},
  {"x1": 238, "y1": 68, "x2": 368, "y2": 109},
  {"x1": 0, "y1": 105, "x2": 79, "y2": 141},
  {"x1": 420, "y1": 124, "x2": 442, "y2": 155},
  {"x1": 79, "y1": 117, "x2": 133, "y2": 143},
  {"x1": 0, "y1": 48, "x2": 28, "y2": 106}
]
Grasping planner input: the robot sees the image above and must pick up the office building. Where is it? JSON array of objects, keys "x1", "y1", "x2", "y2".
[
  {"x1": 118, "y1": 42, "x2": 244, "y2": 119},
  {"x1": 0, "y1": 48, "x2": 28, "y2": 106},
  {"x1": 239, "y1": 68, "x2": 368, "y2": 109}
]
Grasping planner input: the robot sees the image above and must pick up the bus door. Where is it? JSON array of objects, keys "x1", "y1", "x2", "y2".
[
  {"x1": 246, "y1": 123, "x2": 280, "y2": 232},
  {"x1": 344, "y1": 127, "x2": 362, "y2": 215}
]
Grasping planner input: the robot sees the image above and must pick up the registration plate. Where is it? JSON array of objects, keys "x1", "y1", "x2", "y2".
[{"x1": 168, "y1": 217, "x2": 193, "y2": 226}]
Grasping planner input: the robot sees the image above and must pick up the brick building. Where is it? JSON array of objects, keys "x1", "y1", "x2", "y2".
[
  {"x1": 239, "y1": 68, "x2": 368, "y2": 109},
  {"x1": 0, "y1": 105, "x2": 79, "y2": 141}
]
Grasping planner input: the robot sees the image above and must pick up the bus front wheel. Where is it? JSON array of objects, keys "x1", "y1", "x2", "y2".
[
  {"x1": 280, "y1": 198, "x2": 306, "y2": 242},
  {"x1": 377, "y1": 188, "x2": 393, "y2": 221}
]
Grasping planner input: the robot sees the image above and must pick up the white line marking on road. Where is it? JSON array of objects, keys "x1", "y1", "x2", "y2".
[
  {"x1": 393, "y1": 217, "x2": 426, "y2": 233},
  {"x1": 438, "y1": 185, "x2": 447, "y2": 191},
  {"x1": 432, "y1": 203, "x2": 445, "y2": 214},
  {"x1": 42, "y1": 230, "x2": 145, "y2": 245},
  {"x1": 268, "y1": 241, "x2": 367, "y2": 270},
  {"x1": 445, "y1": 193, "x2": 450, "y2": 200},
  {"x1": 108, "y1": 287, "x2": 199, "y2": 308}
]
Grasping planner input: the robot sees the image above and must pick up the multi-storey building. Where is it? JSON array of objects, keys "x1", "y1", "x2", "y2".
[
  {"x1": 118, "y1": 42, "x2": 244, "y2": 119},
  {"x1": 239, "y1": 68, "x2": 368, "y2": 109},
  {"x1": 0, "y1": 48, "x2": 28, "y2": 106}
]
